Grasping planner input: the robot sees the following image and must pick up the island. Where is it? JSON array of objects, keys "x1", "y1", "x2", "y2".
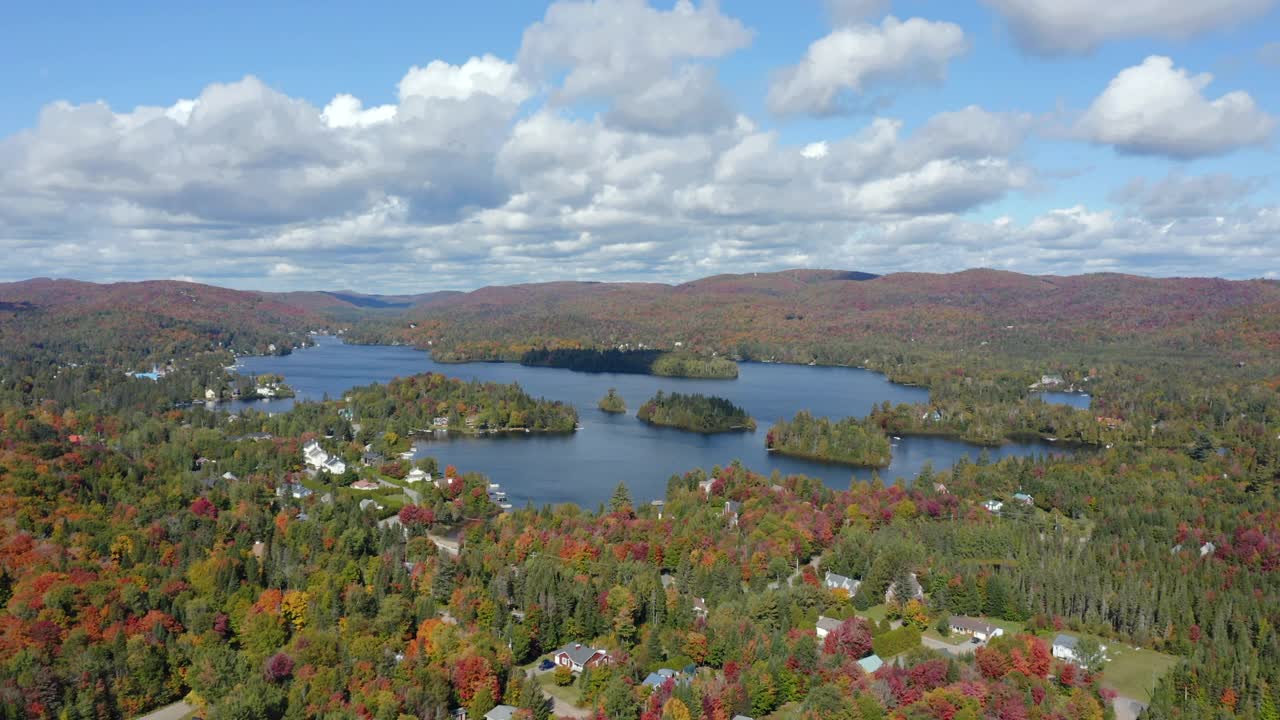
[
  {"x1": 636, "y1": 390, "x2": 756, "y2": 433},
  {"x1": 598, "y1": 388, "x2": 627, "y2": 413},
  {"x1": 519, "y1": 347, "x2": 738, "y2": 378},
  {"x1": 766, "y1": 410, "x2": 892, "y2": 467},
  {"x1": 346, "y1": 372, "x2": 578, "y2": 434}
]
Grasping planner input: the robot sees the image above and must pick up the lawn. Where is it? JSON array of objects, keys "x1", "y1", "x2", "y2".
[
  {"x1": 855, "y1": 604, "x2": 890, "y2": 623},
  {"x1": 1095, "y1": 643, "x2": 1180, "y2": 700},
  {"x1": 535, "y1": 671, "x2": 584, "y2": 708}
]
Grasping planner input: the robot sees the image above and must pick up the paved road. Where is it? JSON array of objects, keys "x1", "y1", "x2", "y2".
[{"x1": 131, "y1": 701, "x2": 194, "y2": 720}]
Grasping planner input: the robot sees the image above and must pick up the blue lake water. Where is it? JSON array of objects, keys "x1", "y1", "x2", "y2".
[
  {"x1": 233, "y1": 336, "x2": 1072, "y2": 507},
  {"x1": 1033, "y1": 391, "x2": 1092, "y2": 410}
]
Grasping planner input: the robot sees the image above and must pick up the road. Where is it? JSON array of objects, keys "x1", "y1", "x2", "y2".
[{"x1": 131, "y1": 701, "x2": 194, "y2": 720}]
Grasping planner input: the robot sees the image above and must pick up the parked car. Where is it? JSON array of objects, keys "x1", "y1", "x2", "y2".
[{"x1": 538, "y1": 659, "x2": 555, "y2": 671}]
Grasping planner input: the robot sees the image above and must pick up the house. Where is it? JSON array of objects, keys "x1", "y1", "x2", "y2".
[
  {"x1": 824, "y1": 572, "x2": 860, "y2": 595},
  {"x1": 642, "y1": 668, "x2": 679, "y2": 688},
  {"x1": 362, "y1": 451, "x2": 384, "y2": 467},
  {"x1": 205, "y1": 388, "x2": 218, "y2": 401},
  {"x1": 1200, "y1": 542, "x2": 1216, "y2": 557},
  {"x1": 406, "y1": 468, "x2": 430, "y2": 484},
  {"x1": 432, "y1": 416, "x2": 450, "y2": 428},
  {"x1": 698, "y1": 479, "x2": 715, "y2": 495},
  {"x1": 276, "y1": 483, "x2": 313, "y2": 500},
  {"x1": 885, "y1": 573, "x2": 924, "y2": 604},
  {"x1": 815, "y1": 616, "x2": 841, "y2": 640},
  {"x1": 857, "y1": 654, "x2": 884, "y2": 674},
  {"x1": 351, "y1": 480, "x2": 380, "y2": 491},
  {"x1": 651, "y1": 499, "x2": 664, "y2": 519},
  {"x1": 948, "y1": 616, "x2": 1004, "y2": 642},
  {"x1": 1012, "y1": 493, "x2": 1033, "y2": 505},
  {"x1": 933, "y1": 482, "x2": 948, "y2": 494},
  {"x1": 359, "y1": 498, "x2": 384, "y2": 511},
  {"x1": 1052, "y1": 634, "x2": 1079, "y2": 663},
  {"x1": 1038, "y1": 374, "x2": 1065, "y2": 387},
  {"x1": 692, "y1": 597, "x2": 708, "y2": 617},
  {"x1": 323, "y1": 457, "x2": 346, "y2": 474},
  {"x1": 222, "y1": 471, "x2": 239, "y2": 482},
  {"x1": 553, "y1": 643, "x2": 613, "y2": 673},
  {"x1": 724, "y1": 500, "x2": 741, "y2": 527},
  {"x1": 732, "y1": 716, "x2": 754, "y2": 720},
  {"x1": 484, "y1": 706, "x2": 517, "y2": 720},
  {"x1": 983, "y1": 499, "x2": 1004, "y2": 514}
]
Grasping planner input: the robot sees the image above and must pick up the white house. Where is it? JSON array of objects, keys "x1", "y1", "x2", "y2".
[
  {"x1": 406, "y1": 468, "x2": 430, "y2": 484},
  {"x1": 815, "y1": 616, "x2": 841, "y2": 640},
  {"x1": 303, "y1": 439, "x2": 346, "y2": 474},
  {"x1": 983, "y1": 500, "x2": 1004, "y2": 514},
  {"x1": 825, "y1": 572, "x2": 860, "y2": 595},
  {"x1": 1052, "y1": 634, "x2": 1080, "y2": 663},
  {"x1": 204, "y1": 388, "x2": 218, "y2": 401}
]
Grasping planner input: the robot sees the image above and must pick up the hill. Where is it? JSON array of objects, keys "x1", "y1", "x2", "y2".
[{"x1": 0, "y1": 278, "x2": 322, "y2": 367}]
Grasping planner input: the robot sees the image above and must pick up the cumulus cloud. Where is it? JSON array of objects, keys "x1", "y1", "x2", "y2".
[
  {"x1": 983, "y1": 0, "x2": 1277, "y2": 55},
  {"x1": 767, "y1": 17, "x2": 967, "y2": 116},
  {"x1": 1076, "y1": 56, "x2": 1275, "y2": 159},
  {"x1": 518, "y1": 0, "x2": 751, "y2": 133}
]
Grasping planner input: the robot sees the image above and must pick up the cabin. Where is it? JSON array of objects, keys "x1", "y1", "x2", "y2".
[
  {"x1": 983, "y1": 499, "x2": 1004, "y2": 514},
  {"x1": 1012, "y1": 492, "x2": 1033, "y2": 505},
  {"x1": 642, "y1": 668, "x2": 679, "y2": 688},
  {"x1": 857, "y1": 654, "x2": 884, "y2": 674},
  {"x1": 824, "y1": 572, "x2": 860, "y2": 595},
  {"x1": 553, "y1": 643, "x2": 613, "y2": 673},
  {"x1": 692, "y1": 597, "x2": 708, "y2": 617},
  {"x1": 205, "y1": 388, "x2": 218, "y2": 401},
  {"x1": 815, "y1": 616, "x2": 841, "y2": 640},
  {"x1": 484, "y1": 706, "x2": 517, "y2": 720},
  {"x1": 949, "y1": 616, "x2": 1004, "y2": 641},
  {"x1": 1052, "y1": 634, "x2": 1080, "y2": 663}
]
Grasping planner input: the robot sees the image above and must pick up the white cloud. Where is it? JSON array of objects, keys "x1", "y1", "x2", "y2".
[
  {"x1": 767, "y1": 17, "x2": 967, "y2": 116},
  {"x1": 983, "y1": 0, "x2": 1277, "y2": 55},
  {"x1": 518, "y1": 0, "x2": 752, "y2": 133},
  {"x1": 1077, "y1": 56, "x2": 1275, "y2": 159},
  {"x1": 398, "y1": 54, "x2": 530, "y2": 104}
]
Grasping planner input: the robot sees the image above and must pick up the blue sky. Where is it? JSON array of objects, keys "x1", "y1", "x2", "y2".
[{"x1": 1, "y1": 0, "x2": 1277, "y2": 291}]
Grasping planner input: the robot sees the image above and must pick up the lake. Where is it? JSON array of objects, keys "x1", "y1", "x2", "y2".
[{"x1": 234, "y1": 336, "x2": 1072, "y2": 507}]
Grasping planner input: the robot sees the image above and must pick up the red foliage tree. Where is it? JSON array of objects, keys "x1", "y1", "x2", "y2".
[{"x1": 823, "y1": 617, "x2": 873, "y2": 658}]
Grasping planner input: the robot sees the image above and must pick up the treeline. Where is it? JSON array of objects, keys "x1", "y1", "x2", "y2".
[
  {"x1": 636, "y1": 391, "x2": 756, "y2": 433},
  {"x1": 345, "y1": 373, "x2": 578, "y2": 434},
  {"x1": 518, "y1": 347, "x2": 738, "y2": 379},
  {"x1": 767, "y1": 411, "x2": 892, "y2": 467}
]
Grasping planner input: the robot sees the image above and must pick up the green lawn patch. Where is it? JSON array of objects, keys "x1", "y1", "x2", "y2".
[
  {"x1": 1096, "y1": 643, "x2": 1180, "y2": 700},
  {"x1": 855, "y1": 604, "x2": 890, "y2": 623},
  {"x1": 535, "y1": 671, "x2": 584, "y2": 708}
]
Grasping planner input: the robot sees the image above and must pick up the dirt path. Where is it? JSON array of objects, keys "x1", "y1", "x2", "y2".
[{"x1": 131, "y1": 701, "x2": 194, "y2": 720}]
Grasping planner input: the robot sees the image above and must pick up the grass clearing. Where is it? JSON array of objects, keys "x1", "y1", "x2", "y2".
[
  {"x1": 1096, "y1": 643, "x2": 1180, "y2": 700},
  {"x1": 535, "y1": 671, "x2": 584, "y2": 708}
]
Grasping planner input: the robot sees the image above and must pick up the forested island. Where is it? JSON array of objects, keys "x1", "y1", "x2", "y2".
[
  {"x1": 598, "y1": 388, "x2": 626, "y2": 413},
  {"x1": 766, "y1": 410, "x2": 893, "y2": 467},
  {"x1": 636, "y1": 391, "x2": 756, "y2": 433},
  {"x1": 519, "y1": 347, "x2": 738, "y2": 378},
  {"x1": 345, "y1": 372, "x2": 578, "y2": 434}
]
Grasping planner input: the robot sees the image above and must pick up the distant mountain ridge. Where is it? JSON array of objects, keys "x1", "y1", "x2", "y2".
[{"x1": 3, "y1": 269, "x2": 1278, "y2": 366}]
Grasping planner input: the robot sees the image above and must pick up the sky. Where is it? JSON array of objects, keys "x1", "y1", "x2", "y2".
[{"x1": 1, "y1": 0, "x2": 1278, "y2": 293}]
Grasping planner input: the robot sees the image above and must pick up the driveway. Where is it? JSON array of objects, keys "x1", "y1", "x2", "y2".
[
  {"x1": 1112, "y1": 695, "x2": 1147, "y2": 720},
  {"x1": 921, "y1": 635, "x2": 981, "y2": 657},
  {"x1": 131, "y1": 701, "x2": 194, "y2": 720}
]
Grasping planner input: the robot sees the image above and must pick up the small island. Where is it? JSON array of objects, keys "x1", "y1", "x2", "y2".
[
  {"x1": 346, "y1": 373, "x2": 578, "y2": 434},
  {"x1": 766, "y1": 410, "x2": 892, "y2": 467},
  {"x1": 598, "y1": 388, "x2": 627, "y2": 413},
  {"x1": 636, "y1": 391, "x2": 756, "y2": 433}
]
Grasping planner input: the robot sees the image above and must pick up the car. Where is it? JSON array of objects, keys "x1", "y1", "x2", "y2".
[
  {"x1": 971, "y1": 637, "x2": 982, "y2": 644},
  {"x1": 538, "y1": 659, "x2": 555, "y2": 671}
]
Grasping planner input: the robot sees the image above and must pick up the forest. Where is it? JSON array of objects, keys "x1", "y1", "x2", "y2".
[
  {"x1": 636, "y1": 392, "x2": 757, "y2": 434},
  {"x1": 0, "y1": 272, "x2": 1278, "y2": 719},
  {"x1": 767, "y1": 411, "x2": 893, "y2": 467}
]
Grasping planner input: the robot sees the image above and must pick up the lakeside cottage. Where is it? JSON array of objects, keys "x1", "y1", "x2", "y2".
[
  {"x1": 406, "y1": 467, "x2": 430, "y2": 484},
  {"x1": 949, "y1": 616, "x2": 1004, "y2": 641},
  {"x1": 553, "y1": 643, "x2": 613, "y2": 673}
]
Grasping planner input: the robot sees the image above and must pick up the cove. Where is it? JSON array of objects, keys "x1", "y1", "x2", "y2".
[{"x1": 233, "y1": 336, "x2": 1073, "y2": 508}]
